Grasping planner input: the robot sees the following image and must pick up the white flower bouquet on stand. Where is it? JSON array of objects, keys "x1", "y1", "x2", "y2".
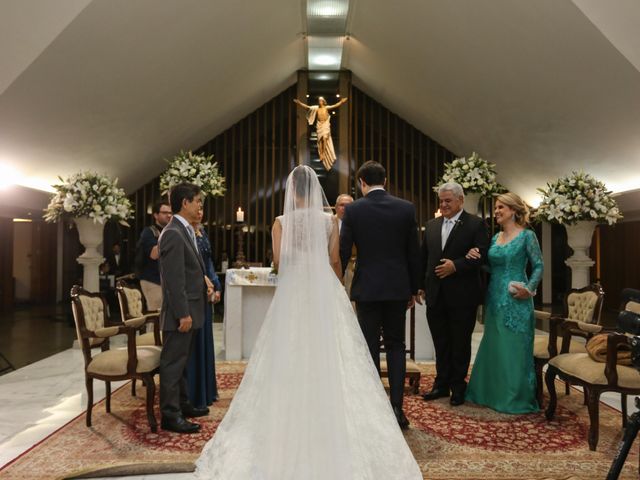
[
  {"x1": 535, "y1": 171, "x2": 622, "y2": 226},
  {"x1": 435, "y1": 152, "x2": 498, "y2": 214},
  {"x1": 160, "y1": 150, "x2": 226, "y2": 197},
  {"x1": 44, "y1": 171, "x2": 132, "y2": 225},
  {"x1": 44, "y1": 171, "x2": 132, "y2": 292},
  {"x1": 535, "y1": 171, "x2": 622, "y2": 288}
]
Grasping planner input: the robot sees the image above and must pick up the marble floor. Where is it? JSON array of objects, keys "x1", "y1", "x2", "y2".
[{"x1": 0, "y1": 323, "x2": 635, "y2": 479}]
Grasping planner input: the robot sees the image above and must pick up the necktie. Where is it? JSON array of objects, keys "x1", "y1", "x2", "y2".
[
  {"x1": 188, "y1": 226, "x2": 199, "y2": 252},
  {"x1": 442, "y1": 219, "x2": 454, "y2": 247}
]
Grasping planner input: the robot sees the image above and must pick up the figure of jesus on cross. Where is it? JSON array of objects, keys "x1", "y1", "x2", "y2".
[{"x1": 294, "y1": 96, "x2": 348, "y2": 171}]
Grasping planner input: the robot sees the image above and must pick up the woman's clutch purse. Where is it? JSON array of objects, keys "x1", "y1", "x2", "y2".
[{"x1": 508, "y1": 281, "x2": 535, "y2": 296}]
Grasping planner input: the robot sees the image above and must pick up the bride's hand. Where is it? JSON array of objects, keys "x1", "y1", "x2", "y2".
[{"x1": 466, "y1": 247, "x2": 481, "y2": 260}]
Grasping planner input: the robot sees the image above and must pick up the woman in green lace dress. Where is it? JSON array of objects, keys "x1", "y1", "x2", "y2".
[{"x1": 465, "y1": 192, "x2": 543, "y2": 414}]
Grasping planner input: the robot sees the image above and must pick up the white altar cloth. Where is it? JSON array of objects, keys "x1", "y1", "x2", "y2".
[{"x1": 223, "y1": 268, "x2": 434, "y2": 361}]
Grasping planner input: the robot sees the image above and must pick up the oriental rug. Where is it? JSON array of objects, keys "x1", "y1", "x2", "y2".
[{"x1": 0, "y1": 363, "x2": 636, "y2": 479}]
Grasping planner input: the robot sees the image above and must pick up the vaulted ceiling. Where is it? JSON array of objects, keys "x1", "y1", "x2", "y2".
[{"x1": 0, "y1": 0, "x2": 638, "y2": 210}]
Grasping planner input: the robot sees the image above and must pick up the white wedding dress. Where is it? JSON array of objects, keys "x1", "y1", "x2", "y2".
[{"x1": 194, "y1": 166, "x2": 422, "y2": 480}]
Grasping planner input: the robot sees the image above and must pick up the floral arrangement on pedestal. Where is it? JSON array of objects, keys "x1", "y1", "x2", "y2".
[
  {"x1": 535, "y1": 171, "x2": 622, "y2": 225},
  {"x1": 43, "y1": 171, "x2": 132, "y2": 225},
  {"x1": 160, "y1": 150, "x2": 226, "y2": 197},
  {"x1": 434, "y1": 152, "x2": 499, "y2": 195}
]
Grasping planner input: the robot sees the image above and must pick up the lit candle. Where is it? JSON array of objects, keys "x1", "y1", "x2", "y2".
[
  {"x1": 434, "y1": 209, "x2": 442, "y2": 218},
  {"x1": 236, "y1": 207, "x2": 244, "y2": 223}
]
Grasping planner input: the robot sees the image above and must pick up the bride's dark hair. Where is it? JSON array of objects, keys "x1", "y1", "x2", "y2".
[{"x1": 291, "y1": 165, "x2": 310, "y2": 199}]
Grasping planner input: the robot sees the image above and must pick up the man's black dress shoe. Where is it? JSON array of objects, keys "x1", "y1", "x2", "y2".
[
  {"x1": 422, "y1": 388, "x2": 450, "y2": 401},
  {"x1": 181, "y1": 404, "x2": 210, "y2": 418},
  {"x1": 161, "y1": 416, "x2": 201, "y2": 434},
  {"x1": 393, "y1": 406, "x2": 410, "y2": 430},
  {"x1": 449, "y1": 392, "x2": 465, "y2": 406}
]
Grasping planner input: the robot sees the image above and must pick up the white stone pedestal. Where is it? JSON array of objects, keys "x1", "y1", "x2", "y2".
[
  {"x1": 464, "y1": 192, "x2": 481, "y2": 216},
  {"x1": 564, "y1": 221, "x2": 597, "y2": 288},
  {"x1": 74, "y1": 217, "x2": 104, "y2": 293}
]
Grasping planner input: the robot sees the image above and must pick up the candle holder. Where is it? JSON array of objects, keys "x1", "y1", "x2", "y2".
[{"x1": 233, "y1": 222, "x2": 250, "y2": 269}]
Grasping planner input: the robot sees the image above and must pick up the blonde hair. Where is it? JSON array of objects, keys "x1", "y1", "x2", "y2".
[{"x1": 496, "y1": 192, "x2": 530, "y2": 226}]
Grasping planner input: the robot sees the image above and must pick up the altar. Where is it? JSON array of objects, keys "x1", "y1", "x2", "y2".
[
  {"x1": 223, "y1": 268, "x2": 277, "y2": 360},
  {"x1": 223, "y1": 267, "x2": 435, "y2": 361}
]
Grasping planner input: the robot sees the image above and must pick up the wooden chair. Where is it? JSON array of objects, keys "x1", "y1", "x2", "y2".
[
  {"x1": 544, "y1": 291, "x2": 640, "y2": 451},
  {"x1": 115, "y1": 279, "x2": 161, "y2": 347},
  {"x1": 533, "y1": 284, "x2": 605, "y2": 406},
  {"x1": 71, "y1": 285, "x2": 161, "y2": 432},
  {"x1": 380, "y1": 307, "x2": 421, "y2": 394},
  {"x1": 115, "y1": 279, "x2": 162, "y2": 396}
]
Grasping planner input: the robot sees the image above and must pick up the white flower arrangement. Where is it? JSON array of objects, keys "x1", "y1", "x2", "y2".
[
  {"x1": 160, "y1": 150, "x2": 226, "y2": 197},
  {"x1": 44, "y1": 171, "x2": 132, "y2": 225},
  {"x1": 535, "y1": 171, "x2": 622, "y2": 225},
  {"x1": 435, "y1": 152, "x2": 498, "y2": 195}
]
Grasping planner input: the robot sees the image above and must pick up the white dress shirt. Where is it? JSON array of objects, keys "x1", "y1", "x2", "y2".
[{"x1": 441, "y1": 209, "x2": 463, "y2": 247}]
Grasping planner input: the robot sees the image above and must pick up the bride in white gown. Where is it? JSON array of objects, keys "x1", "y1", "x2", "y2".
[{"x1": 195, "y1": 165, "x2": 422, "y2": 479}]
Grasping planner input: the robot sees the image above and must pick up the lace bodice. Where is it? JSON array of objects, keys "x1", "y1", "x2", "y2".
[
  {"x1": 486, "y1": 229, "x2": 543, "y2": 334},
  {"x1": 276, "y1": 212, "x2": 333, "y2": 237}
]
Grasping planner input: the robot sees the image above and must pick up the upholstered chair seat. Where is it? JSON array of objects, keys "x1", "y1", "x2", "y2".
[
  {"x1": 87, "y1": 345, "x2": 161, "y2": 376},
  {"x1": 549, "y1": 353, "x2": 640, "y2": 388}
]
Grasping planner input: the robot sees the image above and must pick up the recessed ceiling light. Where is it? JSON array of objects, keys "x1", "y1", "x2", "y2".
[{"x1": 314, "y1": 54, "x2": 337, "y2": 66}]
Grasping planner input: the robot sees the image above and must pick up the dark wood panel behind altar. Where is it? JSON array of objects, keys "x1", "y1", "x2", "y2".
[
  {"x1": 126, "y1": 85, "x2": 298, "y2": 270},
  {"x1": 597, "y1": 221, "x2": 640, "y2": 311},
  {"x1": 125, "y1": 83, "x2": 455, "y2": 268},
  {"x1": 348, "y1": 86, "x2": 453, "y2": 229}
]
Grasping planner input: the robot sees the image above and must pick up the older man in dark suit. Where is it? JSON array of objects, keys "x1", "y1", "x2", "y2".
[
  {"x1": 418, "y1": 182, "x2": 489, "y2": 406},
  {"x1": 340, "y1": 161, "x2": 420, "y2": 430},
  {"x1": 158, "y1": 183, "x2": 212, "y2": 433}
]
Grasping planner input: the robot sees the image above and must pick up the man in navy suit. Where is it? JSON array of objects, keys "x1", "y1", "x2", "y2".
[
  {"x1": 418, "y1": 182, "x2": 489, "y2": 406},
  {"x1": 340, "y1": 161, "x2": 420, "y2": 430}
]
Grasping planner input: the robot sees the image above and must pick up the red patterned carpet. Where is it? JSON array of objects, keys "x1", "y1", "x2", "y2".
[{"x1": 0, "y1": 363, "x2": 637, "y2": 479}]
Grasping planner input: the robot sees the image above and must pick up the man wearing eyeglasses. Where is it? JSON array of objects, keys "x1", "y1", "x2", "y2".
[{"x1": 137, "y1": 200, "x2": 173, "y2": 311}]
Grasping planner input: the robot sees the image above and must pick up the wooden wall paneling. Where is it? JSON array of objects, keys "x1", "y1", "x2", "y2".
[
  {"x1": 0, "y1": 218, "x2": 14, "y2": 310},
  {"x1": 599, "y1": 221, "x2": 640, "y2": 310},
  {"x1": 338, "y1": 71, "x2": 350, "y2": 196},
  {"x1": 260, "y1": 101, "x2": 265, "y2": 261},
  {"x1": 222, "y1": 131, "x2": 229, "y2": 255},
  {"x1": 30, "y1": 220, "x2": 57, "y2": 303}
]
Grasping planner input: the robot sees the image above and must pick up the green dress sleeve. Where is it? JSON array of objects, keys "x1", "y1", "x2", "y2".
[{"x1": 524, "y1": 230, "x2": 543, "y2": 294}]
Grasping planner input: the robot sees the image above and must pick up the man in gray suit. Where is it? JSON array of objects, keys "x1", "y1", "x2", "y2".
[{"x1": 158, "y1": 183, "x2": 212, "y2": 433}]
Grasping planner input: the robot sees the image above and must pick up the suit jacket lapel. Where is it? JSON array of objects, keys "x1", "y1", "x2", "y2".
[{"x1": 175, "y1": 220, "x2": 205, "y2": 273}]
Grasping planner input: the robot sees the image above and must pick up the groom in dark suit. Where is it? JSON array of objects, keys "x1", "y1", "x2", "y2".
[
  {"x1": 158, "y1": 183, "x2": 212, "y2": 433},
  {"x1": 340, "y1": 161, "x2": 420, "y2": 430},
  {"x1": 418, "y1": 182, "x2": 489, "y2": 406}
]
